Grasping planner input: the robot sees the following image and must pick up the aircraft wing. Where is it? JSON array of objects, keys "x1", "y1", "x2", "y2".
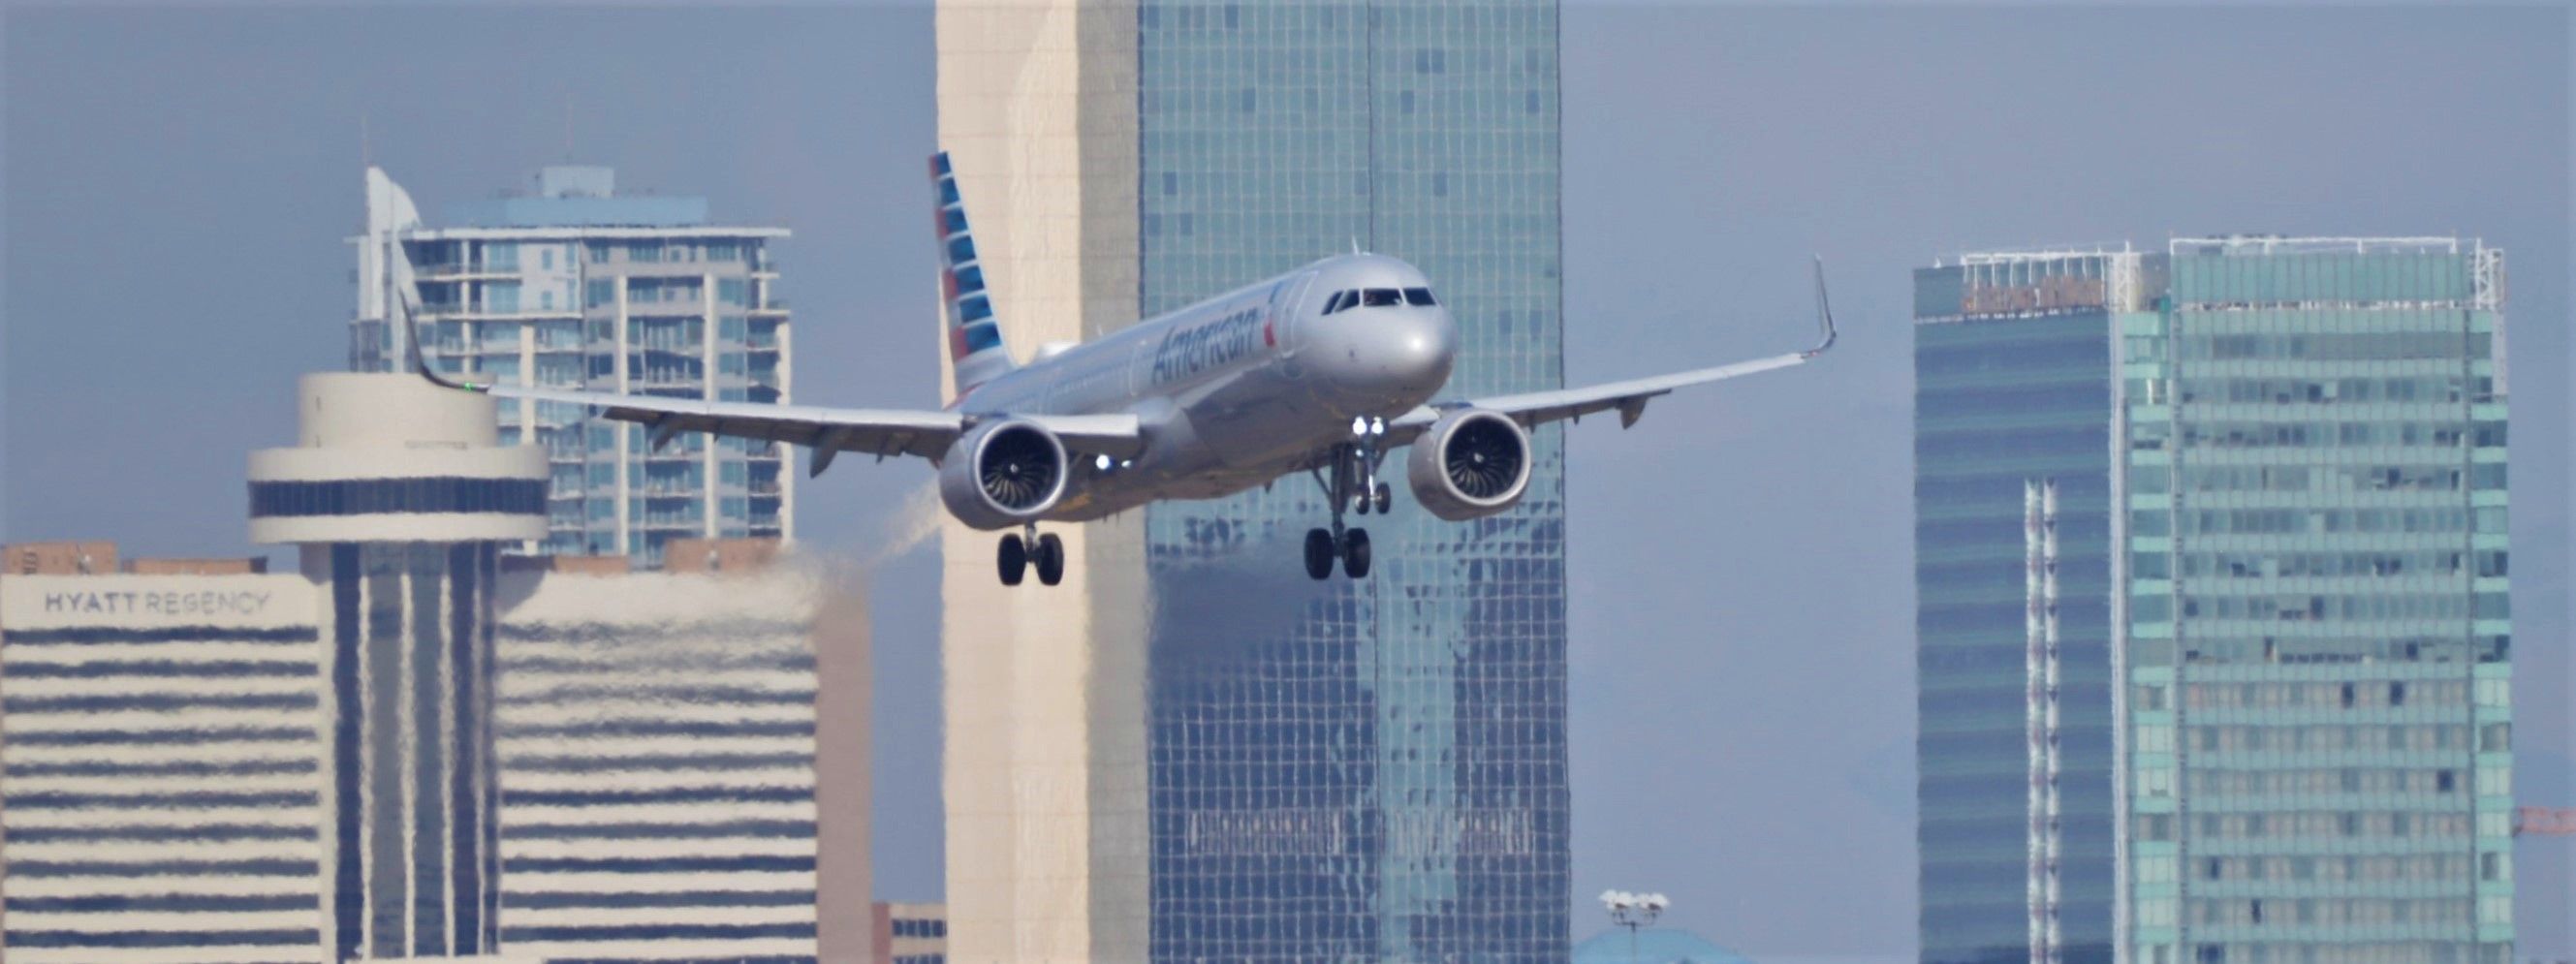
[
  {"x1": 1385, "y1": 258, "x2": 1837, "y2": 447},
  {"x1": 443, "y1": 381, "x2": 1143, "y2": 464},
  {"x1": 400, "y1": 306, "x2": 1141, "y2": 476}
]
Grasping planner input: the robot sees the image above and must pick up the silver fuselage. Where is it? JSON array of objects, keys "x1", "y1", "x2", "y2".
[{"x1": 955, "y1": 253, "x2": 1457, "y2": 521}]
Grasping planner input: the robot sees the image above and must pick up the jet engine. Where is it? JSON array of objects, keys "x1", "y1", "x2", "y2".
[
  {"x1": 938, "y1": 419, "x2": 1071, "y2": 530},
  {"x1": 1405, "y1": 408, "x2": 1532, "y2": 520}
]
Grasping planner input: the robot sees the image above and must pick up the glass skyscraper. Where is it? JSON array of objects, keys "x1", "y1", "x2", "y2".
[
  {"x1": 353, "y1": 166, "x2": 795, "y2": 568},
  {"x1": 1137, "y1": 3, "x2": 1570, "y2": 961},
  {"x1": 1914, "y1": 237, "x2": 2514, "y2": 964},
  {"x1": 2122, "y1": 237, "x2": 2513, "y2": 964},
  {"x1": 1914, "y1": 249, "x2": 2141, "y2": 964}
]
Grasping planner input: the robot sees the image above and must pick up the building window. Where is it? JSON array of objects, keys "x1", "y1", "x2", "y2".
[{"x1": 249, "y1": 478, "x2": 546, "y2": 518}]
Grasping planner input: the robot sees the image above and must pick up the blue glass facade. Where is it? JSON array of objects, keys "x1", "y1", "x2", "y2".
[
  {"x1": 330, "y1": 541, "x2": 503, "y2": 959},
  {"x1": 1913, "y1": 254, "x2": 2131, "y2": 964},
  {"x1": 1136, "y1": 2, "x2": 1569, "y2": 960},
  {"x1": 1916, "y1": 240, "x2": 2515, "y2": 964}
]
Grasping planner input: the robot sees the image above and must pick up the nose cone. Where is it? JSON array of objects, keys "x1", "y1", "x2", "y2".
[{"x1": 1317, "y1": 307, "x2": 1456, "y2": 408}]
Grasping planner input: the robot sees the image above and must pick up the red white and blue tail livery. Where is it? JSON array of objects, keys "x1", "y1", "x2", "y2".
[{"x1": 933, "y1": 152, "x2": 1013, "y2": 401}]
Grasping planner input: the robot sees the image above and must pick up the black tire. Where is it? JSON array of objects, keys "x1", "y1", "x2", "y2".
[
  {"x1": 1035, "y1": 533, "x2": 1066, "y2": 586},
  {"x1": 1304, "y1": 529, "x2": 1335, "y2": 580},
  {"x1": 1341, "y1": 527, "x2": 1371, "y2": 579},
  {"x1": 1372, "y1": 482, "x2": 1392, "y2": 514},
  {"x1": 997, "y1": 534, "x2": 1027, "y2": 586}
]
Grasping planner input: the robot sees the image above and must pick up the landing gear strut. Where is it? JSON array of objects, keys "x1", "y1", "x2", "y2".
[
  {"x1": 997, "y1": 524, "x2": 1064, "y2": 587},
  {"x1": 1304, "y1": 418, "x2": 1387, "y2": 580}
]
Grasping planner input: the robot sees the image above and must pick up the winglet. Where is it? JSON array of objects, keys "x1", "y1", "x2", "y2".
[
  {"x1": 396, "y1": 289, "x2": 485, "y2": 392},
  {"x1": 1803, "y1": 255, "x2": 1838, "y2": 359}
]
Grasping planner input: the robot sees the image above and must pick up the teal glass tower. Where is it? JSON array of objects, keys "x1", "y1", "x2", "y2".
[
  {"x1": 2122, "y1": 237, "x2": 2513, "y2": 964},
  {"x1": 1136, "y1": 2, "x2": 1570, "y2": 961},
  {"x1": 1914, "y1": 237, "x2": 2515, "y2": 964}
]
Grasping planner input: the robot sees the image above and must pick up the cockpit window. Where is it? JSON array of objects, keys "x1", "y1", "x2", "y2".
[{"x1": 1322, "y1": 287, "x2": 1429, "y2": 314}]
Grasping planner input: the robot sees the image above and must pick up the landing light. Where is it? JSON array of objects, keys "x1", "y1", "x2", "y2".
[{"x1": 1096, "y1": 454, "x2": 1114, "y2": 471}]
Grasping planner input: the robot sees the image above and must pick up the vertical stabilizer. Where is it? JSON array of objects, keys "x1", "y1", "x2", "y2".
[{"x1": 932, "y1": 152, "x2": 1014, "y2": 401}]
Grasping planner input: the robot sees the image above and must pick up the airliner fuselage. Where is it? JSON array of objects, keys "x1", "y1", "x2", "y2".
[
  {"x1": 954, "y1": 252, "x2": 1455, "y2": 521},
  {"x1": 415, "y1": 150, "x2": 1831, "y2": 586}
]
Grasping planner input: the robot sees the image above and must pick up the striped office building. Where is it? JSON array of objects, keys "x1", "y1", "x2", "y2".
[
  {"x1": 488, "y1": 560, "x2": 841, "y2": 963},
  {"x1": 0, "y1": 572, "x2": 327, "y2": 963}
]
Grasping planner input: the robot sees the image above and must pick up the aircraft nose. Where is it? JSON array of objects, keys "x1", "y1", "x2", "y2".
[
  {"x1": 1392, "y1": 308, "x2": 1458, "y2": 384},
  {"x1": 1325, "y1": 306, "x2": 1456, "y2": 402}
]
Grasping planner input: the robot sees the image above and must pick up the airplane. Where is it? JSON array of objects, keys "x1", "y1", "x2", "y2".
[{"x1": 411, "y1": 151, "x2": 1836, "y2": 587}]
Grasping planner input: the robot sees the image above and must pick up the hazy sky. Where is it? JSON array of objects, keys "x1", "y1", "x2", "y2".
[{"x1": 4, "y1": 3, "x2": 2567, "y2": 960}]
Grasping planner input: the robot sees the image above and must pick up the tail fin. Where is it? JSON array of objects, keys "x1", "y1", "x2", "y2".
[{"x1": 932, "y1": 151, "x2": 1014, "y2": 402}]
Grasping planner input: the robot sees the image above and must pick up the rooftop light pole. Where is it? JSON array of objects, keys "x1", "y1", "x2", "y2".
[{"x1": 1599, "y1": 889, "x2": 1668, "y2": 964}]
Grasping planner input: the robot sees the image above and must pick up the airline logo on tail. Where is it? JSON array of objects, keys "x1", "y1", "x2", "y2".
[{"x1": 933, "y1": 152, "x2": 1013, "y2": 401}]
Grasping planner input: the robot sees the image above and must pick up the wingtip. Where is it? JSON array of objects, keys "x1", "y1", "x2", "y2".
[
  {"x1": 395, "y1": 290, "x2": 478, "y2": 392},
  {"x1": 1804, "y1": 256, "x2": 1838, "y2": 358}
]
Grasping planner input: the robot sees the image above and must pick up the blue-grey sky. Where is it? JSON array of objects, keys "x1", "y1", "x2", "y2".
[{"x1": 5, "y1": 4, "x2": 2567, "y2": 960}]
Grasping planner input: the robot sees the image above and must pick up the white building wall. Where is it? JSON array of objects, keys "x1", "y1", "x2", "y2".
[
  {"x1": 0, "y1": 575, "x2": 327, "y2": 964},
  {"x1": 935, "y1": 2, "x2": 1147, "y2": 960},
  {"x1": 489, "y1": 565, "x2": 841, "y2": 962}
]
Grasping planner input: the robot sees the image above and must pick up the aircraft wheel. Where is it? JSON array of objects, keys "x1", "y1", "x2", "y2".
[
  {"x1": 1304, "y1": 529, "x2": 1335, "y2": 580},
  {"x1": 1034, "y1": 533, "x2": 1066, "y2": 586},
  {"x1": 1341, "y1": 527, "x2": 1371, "y2": 579},
  {"x1": 1372, "y1": 482, "x2": 1392, "y2": 514},
  {"x1": 997, "y1": 534, "x2": 1027, "y2": 587}
]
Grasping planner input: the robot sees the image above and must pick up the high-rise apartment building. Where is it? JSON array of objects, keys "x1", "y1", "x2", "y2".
[
  {"x1": 353, "y1": 166, "x2": 795, "y2": 568},
  {"x1": 1913, "y1": 237, "x2": 2515, "y2": 964},
  {"x1": 935, "y1": 3, "x2": 1567, "y2": 961}
]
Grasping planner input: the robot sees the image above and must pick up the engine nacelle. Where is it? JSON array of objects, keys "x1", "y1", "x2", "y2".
[
  {"x1": 1405, "y1": 408, "x2": 1533, "y2": 521},
  {"x1": 938, "y1": 419, "x2": 1071, "y2": 530}
]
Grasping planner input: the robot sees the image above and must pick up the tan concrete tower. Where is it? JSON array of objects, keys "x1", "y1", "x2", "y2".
[{"x1": 934, "y1": 2, "x2": 1147, "y2": 960}]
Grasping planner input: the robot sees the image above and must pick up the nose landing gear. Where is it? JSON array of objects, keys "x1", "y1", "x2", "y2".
[
  {"x1": 1304, "y1": 419, "x2": 1387, "y2": 580},
  {"x1": 997, "y1": 524, "x2": 1065, "y2": 587}
]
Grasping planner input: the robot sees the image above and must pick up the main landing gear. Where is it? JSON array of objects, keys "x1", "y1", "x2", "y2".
[
  {"x1": 1304, "y1": 418, "x2": 1389, "y2": 580},
  {"x1": 997, "y1": 523, "x2": 1064, "y2": 587}
]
